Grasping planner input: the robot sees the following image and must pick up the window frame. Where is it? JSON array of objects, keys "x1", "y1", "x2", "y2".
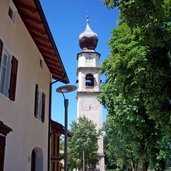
[
  {"x1": 0, "y1": 135, "x2": 5, "y2": 171},
  {"x1": 0, "y1": 48, "x2": 12, "y2": 97},
  {"x1": 0, "y1": 39, "x2": 18, "y2": 101},
  {"x1": 34, "y1": 84, "x2": 45, "y2": 122},
  {"x1": 8, "y1": 0, "x2": 16, "y2": 24},
  {"x1": 31, "y1": 147, "x2": 43, "y2": 171}
]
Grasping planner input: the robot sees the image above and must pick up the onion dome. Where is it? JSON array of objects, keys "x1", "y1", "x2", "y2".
[{"x1": 79, "y1": 16, "x2": 98, "y2": 50}]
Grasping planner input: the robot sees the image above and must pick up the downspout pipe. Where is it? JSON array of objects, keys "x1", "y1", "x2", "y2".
[
  {"x1": 48, "y1": 75, "x2": 69, "y2": 171},
  {"x1": 48, "y1": 80, "x2": 59, "y2": 171}
]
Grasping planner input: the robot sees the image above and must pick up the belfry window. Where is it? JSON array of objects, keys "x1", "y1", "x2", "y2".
[{"x1": 85, "y1": 74, "x2": 94, "y2": 87}]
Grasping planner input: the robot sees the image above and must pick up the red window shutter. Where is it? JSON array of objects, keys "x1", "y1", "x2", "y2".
[
  {"x1": 0, "y1": 39, "x2": 3, "y2": 64},
  {"x1": 0, "y1": 136, "x2": 5, "y2": 171},
  {"x1": 41, "y1": 92, "x2": 45, "y2": 122},
  {"x1": 34, "y1": 84, "x2": 38, "y2": 117},
  {"x1": 9, "y1": 56, "x2": 18, "y2": 101},
  {"x1": 31, "y1": 149, "x2": 36, "y2": 171}
]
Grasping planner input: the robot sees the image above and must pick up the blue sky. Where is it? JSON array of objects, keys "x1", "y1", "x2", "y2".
[{"x1": 39, "y1": 0, "x2": 120, "y2": 127}]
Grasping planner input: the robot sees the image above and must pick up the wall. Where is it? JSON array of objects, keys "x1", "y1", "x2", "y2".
[
  {"x1": 0, "y1": 0, "x2": 51, "y2": 170},
  {"x1": 77, "y1": 49, "x2": 105, "y2": 170},
  {"x1": 77, "y1": 93, "x2": 105, "y2": 170}
]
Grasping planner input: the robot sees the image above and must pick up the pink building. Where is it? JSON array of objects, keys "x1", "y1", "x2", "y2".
[{"x1": 0, "y1": 0, "x2": 69, "y2": 171}]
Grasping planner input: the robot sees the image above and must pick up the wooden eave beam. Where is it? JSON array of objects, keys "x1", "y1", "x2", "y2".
[
  {"x1": 51, "y1": 71, "x2": 65, "y2": 79},
  {"x1": 24, "y1": 20, "x2": 46, "y2": 35},
  {"x1": 38, "y1": 44, "x2": 52, "y2": 52},
  {"x1": 52, "y1": 74, "x2": 62, "y2": 79},
  {"x1": 45, "y1": 58, "x2": 61, "y2": 67},
  {"x1": 34, "y1": 37, "x2": 52, "y2": 48},
  {"x1": 39, "y1": 48, "x2": 56, "y2": 57},
  {"x1": 35, "y1": 41, "x2": 52, "y2": 51},
  {"x1": 43, "y1": 53, "x2": 57, "y2": 60},
  {"x1": 45, "y1": 58, "x2": 62, "y2": 68},
  {"x1": 29, "y1": 30, "x2": 49, "y2": 42},
  {"x1": 52, "y1": 75, "x2": 66, "y2": 82},
  {"x1": 46, "y1": 63, "x2": 62, "y2": 72},
  {"x1": 43, "y1": 54, "x2": 60, "y2": 64},
  {"x1": 50, "y1": 68, "x2": 63, "y2": 76},
  {"x1": 51, "y1": 71, "x2": 64, "y2": 78},
  {"x1": 14, "y1": 2, "x2": 37, "y2": 13},
  {"x1": 50, "y1": 67, "x2": 63, "y2": 74},
  {"x1": 18, "y1": 11, "x2": 42, "y2": 24}
]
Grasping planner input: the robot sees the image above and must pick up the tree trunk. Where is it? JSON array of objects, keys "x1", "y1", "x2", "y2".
[
  {"x1": 131, "y1": 160, "x2": 138, "y2": 171},
  {"x1": 142, "y1": 161, "x2": 149, "y2": 171}
]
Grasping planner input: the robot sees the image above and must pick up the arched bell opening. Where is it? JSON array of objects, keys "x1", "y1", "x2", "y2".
[{"x1": 85, "y1": 73, "x2": 94, "y2": 87}]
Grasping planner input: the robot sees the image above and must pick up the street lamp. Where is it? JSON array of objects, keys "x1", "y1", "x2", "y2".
[{"x1": 56, "y1": 85, "x2": 77, "y2": 171}]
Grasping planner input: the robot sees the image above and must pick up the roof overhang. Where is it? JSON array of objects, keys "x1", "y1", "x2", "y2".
[
  {"x1": 13, "y1": 0, "x2": 69, "y2": 83},
  {"x1": 51, "y1": 120, "x2": 72, "y2": 137}
]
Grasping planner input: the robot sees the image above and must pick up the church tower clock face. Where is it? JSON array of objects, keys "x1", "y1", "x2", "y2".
[
  {"x1": 76, "y1": 16, "x2": 105, "y2": 171},
  {"x1": 85, "y1": 54, "x2": 93, "y2": 63}
]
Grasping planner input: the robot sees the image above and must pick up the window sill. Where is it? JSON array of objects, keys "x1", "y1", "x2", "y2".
[
  {"x1": 0, "y1": 93, "x2": 12, "y2": 102},
  {"x1": 86, "y1": 86, "x2": 94, "y2": 88}
]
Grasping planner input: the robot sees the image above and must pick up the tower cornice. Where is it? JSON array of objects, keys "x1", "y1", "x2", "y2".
[
  {"x1": 77, "y1": 51, "x2": 100, "y2": 60},
  {"x1": 76, "y1": 91, "x2": 101, "y2": 99},
  {"x1": 76, "y1": 67, "x2": 100, "y2": 75}
]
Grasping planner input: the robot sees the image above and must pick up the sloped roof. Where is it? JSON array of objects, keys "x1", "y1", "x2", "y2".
[
  {"x1": 51, "y1": 120, "x2": 72, "y2": 137},
  {"x1": 13, "y1": 0, "x2": 69, "y2": 83}
]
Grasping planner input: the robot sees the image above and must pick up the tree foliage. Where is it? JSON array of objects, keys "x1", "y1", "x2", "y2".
[
  {"x1": 68, "y1": 117, "x2": 101, "y2": 170},
  {"x1": 99, "y1": 1, "x2": 171, "y2": 170},
  {"x1": 104, "y1": 123, "x2": 117, "y2": 170},
  {"x1": 103, "y1": 0, "x2": 171, "y2": 48}
]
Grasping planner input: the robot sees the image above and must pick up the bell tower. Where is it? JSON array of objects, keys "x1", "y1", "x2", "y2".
[{"x1": 76, "y1": 17, "x2": 105, "y2": 171}]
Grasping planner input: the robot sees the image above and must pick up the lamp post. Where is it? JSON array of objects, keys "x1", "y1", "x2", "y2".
[{"x1": 56, "y1": 85, "x2": 77, "y2": 171}]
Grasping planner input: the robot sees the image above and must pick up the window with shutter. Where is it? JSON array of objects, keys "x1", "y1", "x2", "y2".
[
  {"x1": 9, "y1": 56, "x2": 18, "y2": 101},
  {"x1": 0, "y1": 49, "x2": 12, "y2": 96},
  {"x1": 0, "y1": 41, "x2": 18, "y2": 100},
  {"x1": 0, "y1": 39, "x2": 3, "y2": 64},
  {"x1": 41, "y1": 93, "x2": 45, "y2": 122},
  {"x1": 34, "y1": 84, "x2": 39, "y2": 117},
  {"x1": 34, "y1": 84, "x2": 45, "y2": 122},
  {"x1": 0, "y1": 136, "x2": 5, "y2": 171}
]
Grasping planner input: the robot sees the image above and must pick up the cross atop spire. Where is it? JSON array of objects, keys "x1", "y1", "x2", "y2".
[{"x1": 86, "y1": 15, "x2": 89, "y2": 24}]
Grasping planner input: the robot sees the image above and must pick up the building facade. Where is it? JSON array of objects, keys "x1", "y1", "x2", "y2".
[
  {"x1": 76, "y1": 18, "x2": 105, "y2": 171},
  {"x1": 0, "y1": 0, "x2": 69, "y2": 171},
  {"x1": 50, "y1": 120, "x2": 72, "y2": 171}
]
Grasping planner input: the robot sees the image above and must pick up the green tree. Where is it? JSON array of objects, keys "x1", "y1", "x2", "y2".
[
  {"x1": 99, "y1": 19, "x2": 171, "y2": 171},
  {"x1": 68, "y1": 116, "x2": 101, "y2": 170},
  {"x1": 103, "y1": 0, "x2": 171, "y2": 48},
  {"x1": 104, "y1": 115, "x2": 136, "y2": 171},
  {"x1": 100, "y1": 1, "x2": 171, "y2": 171},
  {"x1": 104, "y1": 121, "x2": 117, "y2": 170}
]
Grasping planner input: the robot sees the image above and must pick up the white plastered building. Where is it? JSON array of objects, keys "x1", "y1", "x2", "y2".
[{"x1": 0, "y1": 0, "x2": 69, "y2": 171}]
